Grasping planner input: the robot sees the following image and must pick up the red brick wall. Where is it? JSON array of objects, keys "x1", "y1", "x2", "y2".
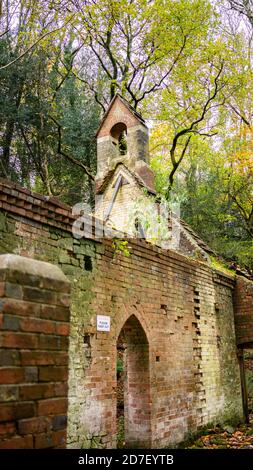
[
  {"x1": 0, "y1": 178, "x2": 244, "y2": 448},
  {"x1": 233, "y1": 276, "x2": 253, "y2": 347},
  {"x1": 0, "y1": 255, "x2": 70, "y2": 448}
]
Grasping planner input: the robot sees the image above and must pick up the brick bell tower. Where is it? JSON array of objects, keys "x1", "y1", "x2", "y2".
[
  {"x1": 95, "y1": 94, "x2": 154, "y2": 190},
  {"x1": 95, "y1": 94, "x2": 156, "y2": 234}
]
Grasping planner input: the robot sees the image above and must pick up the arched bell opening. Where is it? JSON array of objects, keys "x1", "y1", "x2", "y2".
[{"x1": 110, "y1": 122, "x2": 128, "y2": 156}]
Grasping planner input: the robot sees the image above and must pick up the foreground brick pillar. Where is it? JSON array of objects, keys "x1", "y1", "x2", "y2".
[{"x1": 0, "y1": 254, "x2": 70, "y2": 448}]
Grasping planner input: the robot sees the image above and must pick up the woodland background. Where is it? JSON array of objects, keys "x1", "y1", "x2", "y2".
[{"x1": 0, "y1": 0, "x2": 252, "y2": 273}]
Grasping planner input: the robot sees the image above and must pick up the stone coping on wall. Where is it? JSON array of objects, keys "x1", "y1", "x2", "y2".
[{"x1": 0, "y1": 253, "x2": 68, "y2": 282}]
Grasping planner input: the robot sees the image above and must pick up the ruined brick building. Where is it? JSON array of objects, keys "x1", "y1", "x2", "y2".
[{"x1": 0, "y1": 95, "x2": 253, "y2": 449}]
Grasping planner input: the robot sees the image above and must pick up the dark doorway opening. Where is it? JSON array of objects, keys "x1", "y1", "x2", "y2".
[{"x1": 116, "y1": 315, "x2": 151, "y2": 448}]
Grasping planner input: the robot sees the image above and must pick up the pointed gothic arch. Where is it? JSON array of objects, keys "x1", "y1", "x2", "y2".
[{"x1": 116, "y1": 314, "x2": 151, "y2": 448}]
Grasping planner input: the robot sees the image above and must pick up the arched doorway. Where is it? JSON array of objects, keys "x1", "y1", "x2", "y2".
[{"x1": 116, "y1": 315, "x2": 151, "y2": 448}]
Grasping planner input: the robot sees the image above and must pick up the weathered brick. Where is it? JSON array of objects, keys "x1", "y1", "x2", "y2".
[
  {"x1": 7, "y1": 271, "x2": 40, "y2": 288},
  {"x1": 0, "y1": 173, "x2": 247, "y2": 450},
  {"x1": 2, "y1": 314, "x2": 20, "y2": 331},
  {"x1": 0, "y1": 350, "x2": 20, "y2": 366},
  {"x1": 5, "y1": 282, "x2": 23, "y2": 300},
  {"x1": 19, "y1": 383, "x2": 56, "y2": 401},
  {"x1": 40, "y1": 277, "x2": 71, "y2": 294},
  {"x1": 0, "y1": 421, "x2": 16, "y2": 438},
  {"x1": 18, "y1": 417, "x2": 51, "y2": 435},
  {"x1": 39, "y1": 366, "x2": 68, "y2": 383},
  {"x1": 0, "y1": 368, "x2": 24, "y2": 384},
  {"x1": 52, "y1": 429, "x2": 67, "y2": 447},
  {"x1": 24, "y1": 367, "x2": 38, "y2": 382},
  {"x1": 1, "y1": 332, "x2": 38, "y2": 349},
  {"x1": 55, "y1": 293, "x2": 70, "y2": 307},
  {"x1": 20, "y1": 317, "x2": 55, "y2": 334},
  {"x1": 0, "y1": 385, "x2": 19, "y2": 402},
  {"x1": 0, "y1": 434, "x2": 33, "y2": 449},
  {"x1": 37, "y1": 398, "x2": 67, "y2": 416},
  {"x1": 55, "y1": 323, "x2": 69, "y2": 336},
  {"x1": 0, "y1": 402, "x2": 35, "y2": 421},
  {"x1": 38, "y1": 334, "x2": 68, "y2": 351},
  {"x1": 34, "y1": 432, "x2": 53, "y2": 449},
  {"x1": 54, "y1": 382, "x2": 68, "y2": 397},
  {"x1": 52, "y1": 415, "x2": 67, "y2": 431},
  {"x1": 1, "y1": 298, "x2": 40, "y2": 317},
  {"x1": 22, "y1": 286, "x2": 57, "y2": 304},
  {"x1": 234, "y1": 277, "x2": 253, "y2": 346},
  {"x1": 0, "y1": 282, "x2": 5, "y2": 297},
  {"x1": 40, "y1": 305, "x2": 70, "y2": 322},
  {"x1": 21, "y1": 350, "x2": 68, "y2": 366}
]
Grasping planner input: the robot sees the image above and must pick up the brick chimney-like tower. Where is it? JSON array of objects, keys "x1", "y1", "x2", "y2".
[{"x1": 96, "y1": 94, "x2": 150, "y2": 184}]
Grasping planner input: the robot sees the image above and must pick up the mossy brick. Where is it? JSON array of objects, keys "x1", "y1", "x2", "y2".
[
  {"x1": 50, "y1": 233, "x2": 59, "y2": 240},
  {"x1": 61, "y1": 265, "x2": 82, "y2": 276},
  {"x1": 0, "y1": 385, "x2": 19, "y2": 402},
  {"x1": 95, "y1": 244, "x2": 105, "y2": 254},
  {"x1": 0, "y1": 213, "x2": 7, "y2": 231},
  {"x1": 59, "y1": 253, "x2": 71, "y2": 264},
  {"x1": 5, "y1": 283, "x2": 23, "y2": 299},
  {"x1": 71, "y1": 258, "x2": 80, "y2": 267},
  {"x1": 73, "y1": 245, "x2": 87, "y2": 255},
  {"x1": 6, "y1": 221, "x2": 16, "y2": 233},
  {"x1": 58, "y1": 238, "x2": 74, "y2": 251}
]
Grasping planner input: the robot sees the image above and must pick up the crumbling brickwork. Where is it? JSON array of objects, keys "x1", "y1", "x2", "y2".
[
  {"x1": 0, "y1": 254, "x2": 70, "y2": 448},
  {"x1": 0, "y1": 178, "x2": 244, "y2": 448},
  {"x1": 233, "y1": 276, "x2": 253, "y2": 347}
]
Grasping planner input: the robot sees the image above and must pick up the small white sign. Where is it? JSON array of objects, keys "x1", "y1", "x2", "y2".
[{"x1": 97, "y1": 315, "x2": 111, "y2": 332}]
